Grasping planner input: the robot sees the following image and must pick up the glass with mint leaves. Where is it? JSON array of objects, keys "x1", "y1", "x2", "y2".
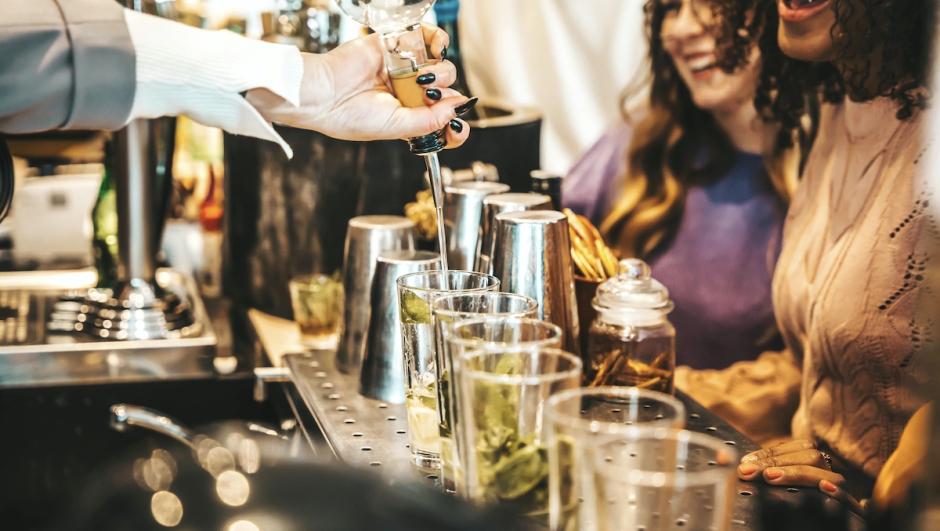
[
  {"x1": 432, "y1": 306, "x2": 547, "y2": 494},
  {"x1": 545, "y1": 387, "x2": 687, "y2": 531},
  {"x1": 458, "y1": 347, "x2": 581, "y2": 526},
  {"x1": 396, "y1": 271, "x2": 499, "y2": 469}
]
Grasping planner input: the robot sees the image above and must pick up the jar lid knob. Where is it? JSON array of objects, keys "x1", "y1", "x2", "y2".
[{"x1": 618, "y1": 258, "x2": 650, "y2": 281}]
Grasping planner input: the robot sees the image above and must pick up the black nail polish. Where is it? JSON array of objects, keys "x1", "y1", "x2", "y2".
[
  {"x1": 449, "y1": 119, "x2": 464, "y2": 133},
  {"x1": 440, "y1": 46, "x2": 448, "y2": 59},
  {"x1": 454, "y1": 97, "x2": 479, "y2": 116},
  {"x1": 426, "y1": 88, "x2": 442, "y2": 101},
  {"x1": 416, "y1": 73, "x2": 436, "y2": 85}
]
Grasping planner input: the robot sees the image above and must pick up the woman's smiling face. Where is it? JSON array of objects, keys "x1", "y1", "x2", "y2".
[
  {"x1": 776, "y1": 0, "x2": 838, "y2": 61},
  {"x1": 660, "y1": 0, "x2": 763, "y2": 114}
]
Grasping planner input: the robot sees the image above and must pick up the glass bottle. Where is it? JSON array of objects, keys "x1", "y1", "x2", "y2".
[
  {"x1": 585, "y1": 258, "x2": 676, "y2": 393},
  {"x1": 91, "y1": 139, "x2": 118, "y2": 288}
]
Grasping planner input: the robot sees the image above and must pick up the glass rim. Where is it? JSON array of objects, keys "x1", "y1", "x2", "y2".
[
  {"x1": 289, "y1": 273, "x2": 337, "y2": 285},
  {"x1": 441, "y1": 317, "x2": 563, "y2": 350},
  {"x1": 590, "y1": 427, "x2": 738, "y2": 487},
  {"x1": 396, "y1": 270, "x2": 499, "y2": 293},
  {"x1": 545, "y1": 386, "x2": 687, "y2": 434},
  {"x1": 461, "y1": 347, "x2": 582, "y2": 386},
  {"x1": 430, "y1": 292, "x2": 538, "y2": 320}
]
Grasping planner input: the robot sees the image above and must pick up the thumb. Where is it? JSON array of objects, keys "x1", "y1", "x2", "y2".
[{"x1": 390, "y1": 96, "x2": 464, "y2": 139}]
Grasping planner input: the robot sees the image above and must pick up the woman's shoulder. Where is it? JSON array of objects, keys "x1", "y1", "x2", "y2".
[{"x1": 562, "y1": 121, "x2": 634, "y2": 223}]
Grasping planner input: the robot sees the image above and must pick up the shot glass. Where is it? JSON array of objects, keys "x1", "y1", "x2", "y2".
[
  {"x1": 288, "y1": 273, "x2": 344, "y2": 349},
  {"x1": 431, "y1": 295, "x2": 540, "y2": 493},
  {"x1": 546, "y1": 388, "x2": 686, "y2": 531},
  {"x1": 396, "y1": 270, "x2": 499, "y2": 469},
  {"x1": 588, "y1": 428, "x2": 737, "y2": 531},
  {"x1": 458, "y1": 347, "x2": 582, "y2": 526}
]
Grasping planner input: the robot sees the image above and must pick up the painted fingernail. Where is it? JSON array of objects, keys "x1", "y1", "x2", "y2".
[
  {"x1": 416, "y1": 73, "x2": 436, "y2": 85},
  {"x1": 440, "y1": 46, "x2": 448, "y2": 59},
  {"x1": 738, "y1": 464, "x2": 757, "y2": 475},
  {"x1": 448, "y1": 119, "x2": 464, "y2": 133},
  {"x1": 454, "y1": 97, "x2": 479, "y2": 116},
  {"x1": 426, "y1": 88, "x2": 442, "y2": 101},
  {"x1": 765, "y1": 468, "x2": 783, "y2": 480},
  {"x1": 821, "y1": 480, "x2": 838, "y2": 493}
]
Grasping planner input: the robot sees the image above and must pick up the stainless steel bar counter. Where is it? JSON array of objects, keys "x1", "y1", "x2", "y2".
[{"x1": 281, "y1": 348, "x2": 865, "y2": 531}]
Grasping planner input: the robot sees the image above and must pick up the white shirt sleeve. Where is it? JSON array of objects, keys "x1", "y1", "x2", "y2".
[{"x1": 123, "y1": 10, "x2": 303, "y2": 158}]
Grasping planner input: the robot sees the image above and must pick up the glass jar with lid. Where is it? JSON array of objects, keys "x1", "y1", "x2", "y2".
[{"x1": 584, "y1": 258, "x2": 675, "y2": 393}]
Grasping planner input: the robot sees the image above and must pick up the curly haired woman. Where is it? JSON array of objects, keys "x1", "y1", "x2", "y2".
[
  {"x1": 563, "y1": 0, "x2": 824, "y2": 379},
  {"x1": 704, "y1": 0, "x2": 938, "y2": 513}
]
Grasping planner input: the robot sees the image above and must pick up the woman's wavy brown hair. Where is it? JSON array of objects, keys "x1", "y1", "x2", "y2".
[{"x1": 600, "y1": 0, "x2": 836, "y2": 258}]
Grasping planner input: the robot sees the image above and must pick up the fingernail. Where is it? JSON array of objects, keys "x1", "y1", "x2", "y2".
[
  {"x1": 738, "y1": 464, "x2": 757, "y2": 475},
  {"x1": 448, "y1": 119, "x2": 464, "y2": 133},
  {"x1": 416, "y1": 73, "x2": 436, "y2": 85},
  {"x1": 454, "y1": 97, "x2": 479, "y2": 116},
  {"x1": 426, "y1": 88, "x2": 442, "y2": 101},
  {"x1": 821, "y1": 480, "x2": 838, "y2": 493},
  {"x1": 765, "y1": 468, "x2": 783, "y2": 480},
  {"x1": 440, "y1": 46, "x2": 448, "y2": 59},
  {"x1": 741, "y1": 454, "x2": 758, "y2": 463}
]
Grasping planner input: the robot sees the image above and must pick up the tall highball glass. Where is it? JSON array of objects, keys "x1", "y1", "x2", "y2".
[
  {"x1": 431, "y1": 293, "x2": 539, "y2": 493},
  {"x1": 396, "y1": 270, "x2": 499, "y2": 469},
  {"x1": 458, "y1": 346, "x2": 582, "y2": 526},
  {"x1": 545, "y1": 387, "x2": 686, "y2": 530},
  {"x1": 588, "y1": 428, "x2": 736, "y2": 531}
]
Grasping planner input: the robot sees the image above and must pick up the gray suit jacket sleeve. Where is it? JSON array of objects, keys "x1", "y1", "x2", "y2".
[{"x1": 0, "y1": 0, "x2": 135, "y2": 133}]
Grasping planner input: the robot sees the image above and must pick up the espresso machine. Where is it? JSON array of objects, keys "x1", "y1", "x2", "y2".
[{"x1": 0, "y1": 116, "x2": 217, "y2": 389}]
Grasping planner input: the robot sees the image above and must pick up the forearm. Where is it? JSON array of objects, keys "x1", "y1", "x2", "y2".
[{"x1": 124, "y1": 10, "x2": 303, "y2": 157}]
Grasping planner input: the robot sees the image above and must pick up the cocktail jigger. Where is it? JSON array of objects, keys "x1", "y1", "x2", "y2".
[
  {"x1": 360, "y1": 250, "x2": 441, "y2": 403},
  {"x1": 444, "y1": 181, "x2": 510, "y2": 271},
  {"x1": 475, "y1": 193, "x2": 551, "y2": 274},
  {"x1": 337, "y1": 216, "x2": 415, "y2": 374},
  {"x1": 491, "y1": 210, "x2": 580, "y2": 354}
]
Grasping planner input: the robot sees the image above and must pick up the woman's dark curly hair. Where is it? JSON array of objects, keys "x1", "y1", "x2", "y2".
[
  {"x1": 601, "y1": 0, "x2": 822, "y2": 258},
  {"x1": 719, "y1": 0, "x2": 936, "y2": 121},
  {"x1": 830, "y1": 0, "x2": 934, "y2": 119}
]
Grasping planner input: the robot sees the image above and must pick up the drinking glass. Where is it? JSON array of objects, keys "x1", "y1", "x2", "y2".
[
  {"x1": 588, "y1": 428, "x2": 736, "y2": 531},
  {"x1": 396, "y1": 270, "x2": 499, "y2": 468},
  {"x1": 546, "y1": 388, "x2": 686, "y2": 531},
  {"x1": 431, "y1": 296, "x2": 540, "y2": 493},
  {"x1": 288, "y1": 273, "x2": 343, "y2": 349},
  {"x1": 458, "y1": 347, "x2": 582, "y2": 526}
]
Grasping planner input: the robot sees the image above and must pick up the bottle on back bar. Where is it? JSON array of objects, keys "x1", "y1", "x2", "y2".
[
  {"x1": 433, "y1": 0, "x2": 478, "y2": 120},
  {"x1": 530, "y1": 170, "x2": 563, "y2": 210}
]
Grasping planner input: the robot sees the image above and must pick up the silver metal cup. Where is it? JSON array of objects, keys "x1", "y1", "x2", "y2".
[
  {"x1": 443, "y1": 181, "x2": 510, "y2": 271},
  {"x1": 337, "y1": 216, "x2": 415, "y2": 374},
  {"x1": 475, "y1": 193, "x2": 551, "y2": 274},
  {"x1": 359, "y1": 250, "x2": 441, "y2": 403},
  {"x1": 490, "y1": 210, "x2": 581, "y2": 354}
]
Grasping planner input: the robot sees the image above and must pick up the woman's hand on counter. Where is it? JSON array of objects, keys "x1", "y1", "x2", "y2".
[
  {"x1": 736, "y1": 439, "x2": 847, "y2": 487},
  {"x1": 245, "y1": 23, "x2": 471, "y2": 148}
]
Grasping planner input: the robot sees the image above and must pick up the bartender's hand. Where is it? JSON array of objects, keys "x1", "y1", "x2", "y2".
[
  {"x1": 246, "y1": 23, "x2": 473, "y2": 148},
  {"x1": 737, "y1": 439, "x2": 865, "y2": 515}
]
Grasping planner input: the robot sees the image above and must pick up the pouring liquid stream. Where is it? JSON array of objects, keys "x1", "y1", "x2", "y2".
[{"x1": 424, "y1": 153, "x2": 450, "y2": 290}]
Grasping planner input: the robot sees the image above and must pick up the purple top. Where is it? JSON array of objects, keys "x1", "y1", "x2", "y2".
[{"x1": 563, "y1": 123, "x2": 785, "y2": 370}]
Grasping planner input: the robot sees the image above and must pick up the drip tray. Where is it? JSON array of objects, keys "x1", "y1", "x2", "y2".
[{"x1": 0, "y1": 269, "x2": 216, "y2": 388}]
